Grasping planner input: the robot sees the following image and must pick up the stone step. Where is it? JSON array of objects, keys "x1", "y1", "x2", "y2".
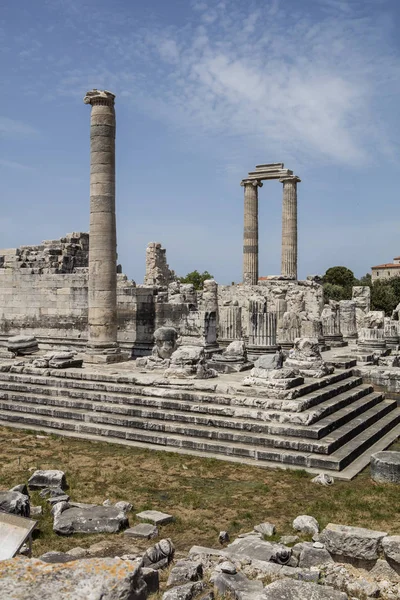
[
  {"x1": 0, "y1": 372, "x2": 363, "y2": 415},
  {"x1": 0, "y1": 394, "x2": 395, "y2": 456},
  {"x1": 0, "y1": 368, "x2": 355, "y2": 409},
  {"x1": 0, "y1": 405, "x2": 398, "y2": 471},
  {"x1": 0, "y1": 380, "x2": 374, "y2": 430}
]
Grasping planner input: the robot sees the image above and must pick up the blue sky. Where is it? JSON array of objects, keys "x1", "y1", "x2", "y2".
[{"x1": 1, "y1": 0, "x2": 400, "y2": 283}]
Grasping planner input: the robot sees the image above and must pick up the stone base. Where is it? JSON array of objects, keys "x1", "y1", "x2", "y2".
[
  {"x1": 247, "y1": 345, "x2": 280, "y2": 361},
  {"x1": 324, "y1": 336, "x2": 347, "y2": 348},
  {"x1": 209, "y1": 361, "x2": 253, "y2": 374},
  {"x1": 85, "y1": 348, "x2": 130, "y2": 364}
]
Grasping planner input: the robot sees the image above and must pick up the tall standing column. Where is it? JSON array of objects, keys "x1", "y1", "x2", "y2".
[
  {"x1": 84, "y1": 89, "x2": 124, "y2": 363},
  {"x1": 280, "y1": 175, "x2": 300, "y2": 280},
  {"x1": 241, "y1": 179, "x2": 263, "y2": 285}
]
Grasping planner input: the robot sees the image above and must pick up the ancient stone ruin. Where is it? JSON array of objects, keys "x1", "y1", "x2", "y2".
[{"x1": 0, "y1": 89, "x2": 399, "y2": 483}]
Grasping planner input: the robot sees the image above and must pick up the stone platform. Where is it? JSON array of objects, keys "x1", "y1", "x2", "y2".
[{"x1": 0, "y1": 359, "x2": 399, "y2": 480}]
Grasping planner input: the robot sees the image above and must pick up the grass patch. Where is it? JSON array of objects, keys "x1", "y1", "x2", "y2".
[{"x1": 0, "y1": 426, "x2": 399, "y2": 557}]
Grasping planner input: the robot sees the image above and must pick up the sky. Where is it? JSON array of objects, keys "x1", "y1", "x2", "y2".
[{"x1": 1, "y1": 0, "x2": 400, "y2": 284}]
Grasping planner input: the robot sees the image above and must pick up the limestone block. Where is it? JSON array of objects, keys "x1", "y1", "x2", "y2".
[
  {"x1": 363, "y1": 311, "x2": 385, "y2": 329},
  {"x1": 292, "y1": 515, "x2": 319, "y2": 535},
  {"x1": 28, "y1": 469, "x2": 67, "y2": 490},
  {"x1": 0, "y1": 556, "x2": 147, "y2": 600},
  {"x1": 319, "y1": 523, "x2": 387, "y2": 561},
  {"x1": 53, "y1": 504, "x2": 128, "y2": 535},
  {"x1": 263, "y1": 580, "x2": 347, "y2": 599},
  {"x1": 382, "y1": 536, "x2": 400, "y2": 566},
  {"x1": 136, "y1": 510, "x2": 174, "y2": 525},
  {"x1": 0, "y1": 491, "x2": 30, "y2": 517}
]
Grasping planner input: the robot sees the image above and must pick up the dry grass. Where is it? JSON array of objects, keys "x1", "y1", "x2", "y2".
[{"x1": 0, "y1": 426, "x2": 399, "y2": 557}]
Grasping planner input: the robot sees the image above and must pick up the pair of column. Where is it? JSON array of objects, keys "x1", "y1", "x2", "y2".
[{"x1": 242, "y1": 176, "x2": 300, "y2": 285}]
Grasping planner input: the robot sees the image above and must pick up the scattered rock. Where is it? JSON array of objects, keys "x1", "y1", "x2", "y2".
[
  {"x1": 213, "y1": 571, "x2": 263, "y2": 600},
  {"x1": 219, "y1": 531, "x2": 230, "y2": 544},
  {"x1": 53, "y1": 503, "x2": 129, "y2": 535},
  {"x1": 163, "y1": 581, "x2": 205, "y2": 600},
  {"x1": 30, "y1": 506, "x2": 43, "y2": 516},
  {"x1": 167, "y1": 560, "x2": 203, "y2": 586},
  {"x1": 280, "y1": 536, "x2": 299, "y2": 545},
  {"x1": 124, "y1": 523, "x2": 159, "y2": 540},
  {"x1": 311, "y1": 473, "x2": 334, "y2": 486},
  {"x1": 0, "y1": 556, "x2": 147, "y2": 600},
  {"x1": 66, "y1": 547, "x2": 88, "y2": 559},
  {"x1": 226, "y1": 536, "x2": 292, "y2": 565},
  {"x1": 0, "y1": 491, "x2": 30, "y2": 517},
  {"x1": 9, "y1": 484, "x2": 29, "y2": 497},
  {"x1": 297, "y1": 542, "x2": 333, "y2": 568},
  {"x1": 142, "y1": 567, "x2": 159, "y2": 594},
  {"x1": 136, "y1": 510, "x2": 174, "y2": 525},
  {"x1": 219, "y1": 561, "x2": 237, "y2": 575},
  {"x1": 292, "y1": 515, "x2": 319, "y2": 536},
  {"x1": 142, "y1": 538, "x2": 175, "y2": 570},
  {"x1": 254, "y1": 522, "x2": 276, "y2": 537},
  {"x1": 114, "y1": 501, "x2": 132, "y2": 513},
  {"x1": 28, "y1": 470, "x2": 67, "y2": 491}
]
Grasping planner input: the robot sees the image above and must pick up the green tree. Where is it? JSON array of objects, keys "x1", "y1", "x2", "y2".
[
  {"x1": 323, "y1": 266, "x2": 356, "y2": 288},
  {"x1": 371, "y1": 280, "x2": 398, "y2": 314},
  {"x1": 357, "y1": 273, "x2": 372, "y2": 287},
  {"x1": 179, "y1": 270, "x2": 214, "y2": 290},
  {"x1": 323, "y1": 282, "x2": 350, "y2": 303}
]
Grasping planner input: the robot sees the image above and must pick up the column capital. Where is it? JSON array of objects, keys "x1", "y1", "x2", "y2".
[
  {"x1": 240, "y1": 179, "x2": 263, "y2": 188},
  {"x1": 279, "y1": 175, "x2": 301, "y2": 184},
  {"x1": 84, "y1": 89, "x2": 115, "y2": 107}
]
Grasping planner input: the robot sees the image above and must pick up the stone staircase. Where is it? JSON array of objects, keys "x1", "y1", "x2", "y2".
[{"x1": 0, "y1": 367, "x2": 399, "y2": 478}]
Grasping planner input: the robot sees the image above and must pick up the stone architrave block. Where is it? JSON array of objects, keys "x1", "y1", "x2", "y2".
[
  {"x1": 136, "y1": 510, "x2": 174, "y2": 525},
  {"x1": 124, "y1": 523, "x2": 159, "y2": 539},
  {"x1": 28, "y1": 470, "x2": 67, "y2": 491},
  {"x1": 319, "y1": 523, "x2": 387, "y2": 561}
]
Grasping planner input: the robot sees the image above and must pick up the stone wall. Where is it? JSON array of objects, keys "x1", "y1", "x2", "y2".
[
  {"x1": 143, "y1": 242, "x2": 175, "y2": 287},
  {"x1": 0, "y1": 233, "x2": 89, "y2": 274}
]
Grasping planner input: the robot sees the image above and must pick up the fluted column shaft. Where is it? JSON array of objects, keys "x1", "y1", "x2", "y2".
[
  {"x1": 280, "y1": 176, "x2": 300, "y2": 279},
  {"x1": 242, "y1": 179, "x2": 262, "y2": 285},
  {"x1": 84, "y1": 90, "x2": 118, "y2": 349}
]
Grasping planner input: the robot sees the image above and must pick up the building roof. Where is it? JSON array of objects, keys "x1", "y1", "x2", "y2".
[{"x1": 371, "y1": 263, "x2": 400, "y2": 269}]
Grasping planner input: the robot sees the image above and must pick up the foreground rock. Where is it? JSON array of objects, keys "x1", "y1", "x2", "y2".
[
  {"x1": 263, "y1": 579, "x2": 348, "y2": 599},
  {"x1": 53, "y1": 502, "x2": 128, "y2": 535},
  {"x1": 319, "y1": 523, "x2": 387, "y2": 561},
  {"x1": 370, "y1": 451, "x2": 400, "y2": 483},
  {"x1": 292, "y1": 515, "x2": 319, "y2": 536},
  {"x1": 143, "y1": 538, "x2": 175, "y2": 570},
  {"x1": 0, "y1": 556, "x2": 147, "y2": 600},
  {"x1": 28, "y1": 469, "x2": 67, "y2": 491},
  {"x1": 136, "y1": 510, "x2": 174, "y2": 525},
  {"x1": 0, "y1": 491, "x2": 30, "y2": 517}
]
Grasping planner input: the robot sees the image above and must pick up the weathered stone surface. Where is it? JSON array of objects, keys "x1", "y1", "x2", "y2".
[
  {"x1": 144, "y1": 242, "x2": 175, "y2": 287},
  {"x1": 167, "y1": 560, "x2": 203, "y2": 586},
  {"x1": 293, "y1": 515, "x2": 319, "y2": 536},
  {"x1": 9, "y1": 484, "x2": 29, "y2": 497},
  {"x1": 163, "y1": 581, "x2": 205, "y2": 600},
  {"x1": 124, "y1": 523, "x2": 159, "y2": 539},
  {"x1": 213, "y1": 571, "x2": 263, "y2": 600},
  {"x1": 263, "y1": 579, "x2": 348, "y2": 599},
  {"x1": 254, "y1": 352, "x2": 284, "y2": 371},
  {"x1": 0, "y1": 556, "x2": 147, "y2": 600},
  {"x1": 319, "y1": 523, "x2": 387, "y2": 561},
  {"x1": 53, "y1": 503, "x2": 128, "y2": 535},
  {"x1": 136, "y1": 510, "x2": 174, "y2": 525},
  {"x1": 371, "y1": 451, "x2": 400, "y2": 484},
  {"x1": 142, "y1": 567, "x2": 159, "y2": 594},
  {"x1": 286, "y1": 338, "x2": 333, "y2": 378},
  {"x1": 254, "y1": 522, "x2": 276, "y2": 537},
  {"x1": 219, "y1": 531, "x2": 230, "y2": 544},
  {"x1": 142, "y1": 538, "x2": 175, "y2": 570},
  {"x1": 297, "y1": 543, "x2": 333, "y2": 568},
  {"x1": 279, "y1": 536, "x2": 299, "y2": 545},
  {"x1": 0, "y1": 491, "x2": 30, "y2": 517},
  {"x1": 363, "y1": 311, "x2": 385, "y2": 329},
  {"x1": 28, "y1": 469, "x2": 66, "y2": 491},
  {"x1": 226, "y1": 537, "x2": 291, "y2": 565},
  {"x1": 7, "y1": 335, "x2": 39, "y2": 355},
  {"x1": 39, "y1": 551, "x2": 75, "y2": 563},
  {"x1": 382, "y1": 535, "x2": 400, "y2": 566}
]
